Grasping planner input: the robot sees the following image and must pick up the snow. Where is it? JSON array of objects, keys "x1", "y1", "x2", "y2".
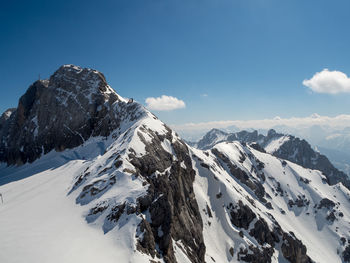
[
  {"x1": 63, "y1": 64, "x2": 84, "y2": 72},
  {"x1": 4, "y1": 109, "x2": 14, "y2": 118},
  {"x1": 264, "y1": 135, "x2": 290, "y2": 153},
  {"x1": 0, "y1": 160, "x2": 123, "y2": 263},
  {"x1": 251, "y1": 150, "x2": 349, "y2": 263},
  {"x1": 191, "y1": 141, "x2": 350, "y2": 263},
  {"x1": 161, "y1": 139, "x2": 176, "y2": 157},
  {"x1": 173, "y1": 240, "x2": 193, "y2": 263},
  {"x1": 31, "y1": 116, "x2": 38, "y2": 137}
]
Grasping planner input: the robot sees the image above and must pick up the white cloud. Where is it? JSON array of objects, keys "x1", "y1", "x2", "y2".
[
  {"x1": 171, "y1": 114, "x2": 350, "y2": 133},
  {"x1": 303, "y1": 69, "x2": 350, "y2": 94},
  {"x1": 201, "y1": 94, "x2": 208, "y2": 97},
  {"x1": 145, "y1": 95, "x2": 186, "y2": 111}
]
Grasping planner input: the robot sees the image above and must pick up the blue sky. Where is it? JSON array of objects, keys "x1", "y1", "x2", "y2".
[{"x1": 1, "y1": 0, "x2": 350, "y2": 126}]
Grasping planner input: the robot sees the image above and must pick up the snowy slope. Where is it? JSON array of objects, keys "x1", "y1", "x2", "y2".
[
  {"x1": 264, "y1": 135, "x2": 290, "y2": 154},
  {"x1": 195, "y1": 128, "x2": 350, "y2": 191},
  {"x1": 191, "y1": 141, "x2": 350, "y2": 262}
]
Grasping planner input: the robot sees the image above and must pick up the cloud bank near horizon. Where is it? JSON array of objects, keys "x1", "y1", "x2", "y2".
[{"x1": 171, "y1": 114, "x2": 350, "y2": 133}]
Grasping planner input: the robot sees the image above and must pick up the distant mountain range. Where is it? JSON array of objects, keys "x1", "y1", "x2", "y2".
[
  {"x1": 189, "y1": 128, "x2": 350, "y2": 190},
  {"x1": 182, "y1": 124, "x2": 350, "y2": 177}
]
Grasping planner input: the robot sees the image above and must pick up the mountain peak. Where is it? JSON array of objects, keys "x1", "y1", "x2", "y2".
[
  {"x1": 53, "y1": 64, "x2": 106, "y2": 85},
  {"x1": 0, "y1": 65, "x2": 142, "y2": 165},
  {"x1": 207, "y1": 128, "x2": 227, "y2": 135},
  {"x1": 267, "y1": 128, "x2": 278, "y2": 137},
  {"x1": 49, "y1": 64, "x2": 119, "y2": 101}
]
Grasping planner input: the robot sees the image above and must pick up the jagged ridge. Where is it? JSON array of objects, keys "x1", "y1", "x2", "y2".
[{"x1": 195, "y1": 128, "x2": 350, "y2": 191}]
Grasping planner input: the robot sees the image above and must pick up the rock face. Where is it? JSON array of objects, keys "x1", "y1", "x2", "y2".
[
  {"x1": 0, "y1": 65, "x2": 140, "y2": 165},
  {"x1": 228, "y1": 200, "x2": 256, "y2": 230},
  {"x1": 195, "y1": 128, "x2": 350, "y2": 190},
  {"x1": 281, "y1": 232, "x2": 312, "y2": 263},
  {"x1": 129, "y1": 129, "x2": 205, "y2": 263},
  {"x1": 73, "y1": 125, "x2": 206, "y2": 263}
]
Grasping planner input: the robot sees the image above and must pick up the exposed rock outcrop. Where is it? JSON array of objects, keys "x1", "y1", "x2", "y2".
[
  {"x1": 0, "y1": 65, "x2": 143, "y2": 165},
  {"x1": 129, "y1": 129, "x2": 205, "y2": 263},
  {"x1": 281, "y1": 232, "x2": 312, "y2": 263}
]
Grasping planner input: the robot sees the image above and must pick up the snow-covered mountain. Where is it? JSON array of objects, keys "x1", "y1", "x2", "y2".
[
  {"x1": 194, "y1": 128, "x2": 350, "y2": 191},
  {"x1": 180, "y1": 123, "x2": 350, "y2": 176},
  {"x1": 255, "y1": 125, "x2": 350, "y2": 177},
  {"x1": 1, "y1": 65, "x2": 350, "y2": 263}
]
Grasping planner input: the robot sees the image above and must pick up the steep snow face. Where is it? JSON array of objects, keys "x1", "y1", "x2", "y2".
[
  {"x1": 191, "y1": 141, "x2": 350, "y2": 263},
  {"x1": 264, "y1": 135, "x2": 290, "y2": 154}
]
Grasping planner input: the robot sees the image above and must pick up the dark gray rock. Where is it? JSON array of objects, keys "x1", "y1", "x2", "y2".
[
  {"x1": 237, "y1": 245, "x2": 274, "y2": 263},
  {"x1": 228, "y1": 200, "x2": 256, "y2": 230},
  {"x1": 0, "y1": 65, "x2": 144, "y2": 165},
  {"x1": 318, "y1": 198, "x2": 336, "y2": 209},
  {"x1": 249, "y1": 218, "x2": 280, "y2": 246},
  {"x1": 343, "y1": 244, "x2": 350, "y2": 262},
  {"x1": 281, "y1": 232, "x2": 312, "y2": 263},
  {"x1": 129, "y1": 128, "x2": 205, "y2": 263},
  {"x1": 288, "y1": 196, "x2": 310, "y2": 208}
]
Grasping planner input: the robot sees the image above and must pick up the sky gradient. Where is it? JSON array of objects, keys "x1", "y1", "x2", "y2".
[{"x1": 1, "y1": 0, "x2": 350, "y2": 126}]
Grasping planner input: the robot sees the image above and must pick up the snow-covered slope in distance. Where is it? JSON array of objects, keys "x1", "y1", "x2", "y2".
[
  {"x1": 192, "y1": 141, "x2": 350, "y2": 262},
  {"x1": 195, "y1": 128, "x2": 350, "y2": 191}
]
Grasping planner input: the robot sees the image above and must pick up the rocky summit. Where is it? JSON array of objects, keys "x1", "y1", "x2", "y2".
[
  {"x1": 0, "y1": 65, "x2": 139, "y2": 165},
  {"x1": 1, "y1": 65, "x2": 350, "y2": 263}
]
